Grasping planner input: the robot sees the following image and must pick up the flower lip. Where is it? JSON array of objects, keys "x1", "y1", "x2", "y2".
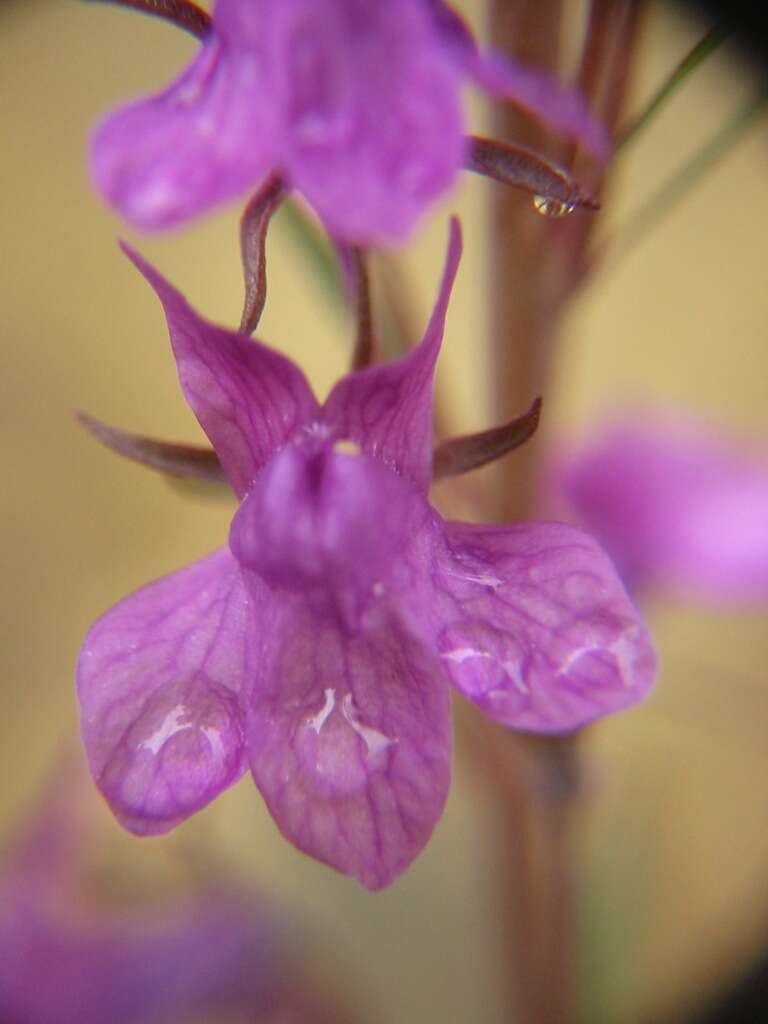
[{"x1": 229, "y1": 434, "x2": 426, "y2": 624}]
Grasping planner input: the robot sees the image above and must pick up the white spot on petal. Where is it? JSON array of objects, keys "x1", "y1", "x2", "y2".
[
  {"x1": 307, "y1": 687, "x2": 336, "y2": 733},
  {"x1": 139, "y1": 705, "x2": 187, "y2": 755},
  {"x1": 341, "y1": 694, "x2": 395, "y2": 758}
]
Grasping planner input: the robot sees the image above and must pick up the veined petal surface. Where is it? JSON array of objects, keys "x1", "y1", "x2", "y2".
[
  {"x1": 124, "y1": 247, "x2": 319, "y2": 497},
  {"x1": 434, "y1": 522, "x2": 656, "y2": 733},
  {"x1": 91, "y1": 32, "x2": 282, "y2": 231},
  {"x1": 245, "y1": 597, "x2": 451, "y2": 890},
  {"x1": 77, "y1": 550, "x2": 253, "y2": 834},
  {"x1": 322, "y1": 219, "x2": 461, "y2": 491}
]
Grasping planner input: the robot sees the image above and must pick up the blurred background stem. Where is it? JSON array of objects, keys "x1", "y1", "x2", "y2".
[{"x1": 484, "y1": 2, "x2": 642, "y2": 1020}]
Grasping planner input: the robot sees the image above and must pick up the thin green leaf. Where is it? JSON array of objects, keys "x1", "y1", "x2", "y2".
[
  {"x1": 276, "y1": 200, "x2": 345, "y2": 312},
  {"x1": 617, "y1": 24, "x2": 731, "y2": 150},
  {"x1": 607, "y1": 89, "x2": 768, "y2": 265}
]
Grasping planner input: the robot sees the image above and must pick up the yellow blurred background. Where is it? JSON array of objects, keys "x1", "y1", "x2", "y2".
[{"x1": 2, "y1": 1, "x2": 768, "y2": 1021}]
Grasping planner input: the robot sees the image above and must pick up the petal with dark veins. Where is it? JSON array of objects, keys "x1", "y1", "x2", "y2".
[
  {"x1": 433, "y1": 521, "x2": 656, "y2": 733},
  {"x1": 77, "y1": 550, "x2": 255, "y2": 834},
  {"x1": 246, "y1": 598, "x2": 451, "y2": 890},
  {"x1": 322, "y1": 218, "x2": 461, "y2": 491},
  {"x1": 123, "y1": 247, "x2": 319, "y2": 497}
]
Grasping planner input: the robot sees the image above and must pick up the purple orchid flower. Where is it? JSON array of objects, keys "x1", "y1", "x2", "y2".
[
  {"x1": 0, "y1": 770, "x2": 289, "y2": 1024},
  {"x1": 90, "y1": 0, "x2": 609, "y2": 243},
  {"x1": 551, "y1": 411, "x2": 768, "y2": 605},
  {"x1": 77, "y1": 221, "x2": 655, "y2": 890}
]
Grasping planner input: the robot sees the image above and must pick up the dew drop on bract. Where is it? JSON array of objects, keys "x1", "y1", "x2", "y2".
[{"x1": 532, "y1": 194, "x2": 577, "y2": 218}]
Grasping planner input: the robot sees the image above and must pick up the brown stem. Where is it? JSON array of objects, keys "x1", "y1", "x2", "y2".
[
  {"x1": 239, "y1": 175, "x2": 284, "y2": 336},
  {"x1": 432, "y1": 397, "x2": 542, "y2": 481},
  {"x1": 466, "y1": 136, "x2": 600, "y2": 210},
  {"x1": 84, "y1": 0, "x2": 211, "y2": 39},
  {"x1": 349, "y1": 248, "x2": 376, "y2": 371},
  {"x1": 483, "y1": 4, "x2": 643, "y2": 1022}
]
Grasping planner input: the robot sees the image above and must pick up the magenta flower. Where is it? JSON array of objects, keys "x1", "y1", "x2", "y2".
[
  {"x1": 552, "y1": 412, "x2": 768, "y2": 604},
  {"x1": 0, "y1": 773, "x2": 286, "y2": 1024},
  {"x1": 90, "y1": 0, "x2": 609, "y2": 243},
  {"x1": 78, "y1": 222, "x2": 655, "y2": 889}
]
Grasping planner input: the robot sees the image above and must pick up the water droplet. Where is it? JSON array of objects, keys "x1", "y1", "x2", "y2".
[{"x1": 532, "y1": 194, "x2": 577, "y2": 218}]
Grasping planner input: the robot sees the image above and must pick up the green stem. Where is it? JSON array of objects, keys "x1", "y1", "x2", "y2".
[
  {"x1": 616, "y1": 24, "x2": 731, "y2": 149},
  {"x1": 609, "y1": 90, "x2": 768, "y2": 264},
  {"x1": 276, "y1": 200, "x2": 344, "y2": 311}
]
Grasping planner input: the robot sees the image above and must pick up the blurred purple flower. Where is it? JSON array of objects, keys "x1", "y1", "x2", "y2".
[
  {"x1": 90, "y1": 0, "x2": 608, "y2": 243},
  {"x1": 77, "y1": 221, "x2": 654, "y2": 890},
  {"x1": 552, "y1": 411, "x2": 768, "y2": 604},
  {"x1": 0, "y1": 770, "x2": 290, "y2": 1024}
]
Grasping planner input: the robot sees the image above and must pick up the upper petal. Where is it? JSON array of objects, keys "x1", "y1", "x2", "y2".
[
  {"x1": 123, "y1": 246, "x2": 319, "y2": 497},
  {"x1": 245, "y1": 596, "x2": 452, "y2": 890},
  {"x1": 553, "y1": 414, "x2": 768, "y2": 604},
  {"x1": 433, "y1": 521, "x2": 656, "y2": 733},
  {"x1": 281, "y1": 0, "x2": 464, "y2": 243},
  {"x1": 322, "y1": 218, "x2": 462, "y2": 491},
  {"x1": 91, "y1": 30, "x2": 283, "y2": 231},
  {"x1": 77, "y1": 550, "x2": 254, "y2": 834}
]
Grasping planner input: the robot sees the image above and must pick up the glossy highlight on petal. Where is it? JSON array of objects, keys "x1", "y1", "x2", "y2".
[
  {"x1": 77, "y1": 550, "x2": 252, "y2": 833},
  {"x1": 245, "y1": 599, "x2": 452, "y2": 890},
  {"x1": 434, "y1": 522, "x2": 656, "y2": 733}
]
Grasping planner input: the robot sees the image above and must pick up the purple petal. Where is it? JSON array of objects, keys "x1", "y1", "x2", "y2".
[
  {"x1": 91, "y1": 29, "x2": 283, "y2": 231},
  {"x1": 468, "y1": 52, "x2": 610, "y2": 161},
  {"x1": 123, "y1": 245, "x2": 319, "y2": 497},
  {"x1": 245, "y1": 597, "x2": 451, "y2": 890},
  {"x1": 322, "y1": 218, "x2": 462, "y2": 491},
  {"x1": 433, "y1": 522, "x2": 656, "y2": 733},
  {"x1": 77, "y1": 550, "x2": 253, "y2": 834},
  {"x1": 282, "y1": 0, "x2": 464, "y2": 243},
  {"x1": 554, "y1": 414, "x2": 768, "y2": 604},
  {"x1": 0, "y1": 890, "x2": 279, "y2": 1024},
  {"x1": 230, "y1": 439, "x2": 437, "y2": 631}
]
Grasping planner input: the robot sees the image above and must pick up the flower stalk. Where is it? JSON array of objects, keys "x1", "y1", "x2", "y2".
[{"x1": 484, "y1": 2, "x2": 644, "y2": 1020}]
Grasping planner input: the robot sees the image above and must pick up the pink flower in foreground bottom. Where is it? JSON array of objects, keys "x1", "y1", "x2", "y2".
[
  {"x1": 0, "y1": 774, "x2": 287, "y2": 1024},
  {"x1": 553, "y1": 412, "x2": 768, "y2": 605},
  {"x1": 77, "y1": 221, "x2": 655, "y2": 889}
]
